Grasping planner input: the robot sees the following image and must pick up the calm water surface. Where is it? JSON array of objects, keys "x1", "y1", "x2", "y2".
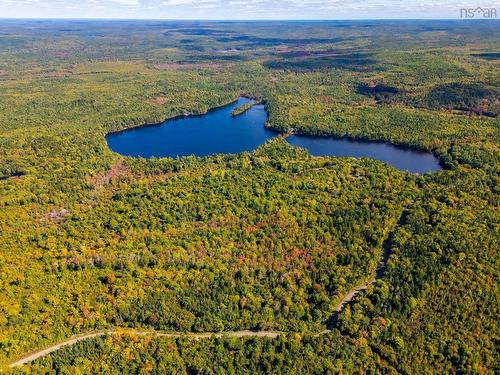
[
  {"x1": 287, "y1": 135, "x2": 443, "y2": 174},
  {"x1": 106, "y1": 97, "x2": 275, "y2": 158},
  {"x1": 106, "y1": 97, "x2": 443, "y2": 173}
]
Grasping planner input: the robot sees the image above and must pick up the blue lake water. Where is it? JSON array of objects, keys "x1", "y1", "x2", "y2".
[
  {"x1": 287, "y1": 135, "x2": 443, "y2": 174},
  {"x1": 106, "y1": 97, "x2": 443, "y2": 174},
  {"x1": 106, "y1": 97, "x2": 276, "y2": 158}
]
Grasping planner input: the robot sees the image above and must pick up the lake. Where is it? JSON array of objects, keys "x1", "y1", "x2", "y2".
[
  {"x1": 106, "y1": 97, "x2": 443, "y2": 173},
  {"x1": 287, "y1": 135, "x2": 443, "y2": 174},
  {"x1": 106, "y1": 97, "x2": 276, "y2": 158}
]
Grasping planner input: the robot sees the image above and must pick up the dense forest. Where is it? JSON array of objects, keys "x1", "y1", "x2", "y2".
[{"x1": 0, "y1": 20, "x2": 498, "y2": 373}]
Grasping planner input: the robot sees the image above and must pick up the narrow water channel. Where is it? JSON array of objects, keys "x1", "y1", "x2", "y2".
[{"x1": 106, "y1": 97, "x2": 443, "y2": 173}]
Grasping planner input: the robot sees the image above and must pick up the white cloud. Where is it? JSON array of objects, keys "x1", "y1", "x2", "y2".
[
  {"x1": 108, "y1": 0, "x2": 140, "y2": 5},
  {"x1": 1, "y1": 0, "x2": 498, "y2": 19}
]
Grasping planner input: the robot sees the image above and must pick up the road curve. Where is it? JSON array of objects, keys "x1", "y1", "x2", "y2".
[
  {"x1": 8, "y1": 330, "x2": 283, "y2": 368},
  {"x1": 7, "y1": 281, "x2": 374, "y2": 368},
  {"x1": 8, "y1": 206, "x2": 408, "y2": 369}
]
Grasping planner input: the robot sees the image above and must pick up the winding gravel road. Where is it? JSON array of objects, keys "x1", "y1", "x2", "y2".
[
  {"x1": 8, "y1": 207, "x2": 408, "y2": 369},
  {"x1": 8, "y1": 330, "x2": 283, "y2": 368},
  {"x1": 7, "y1": 280, "x2": 375, "y2": 368}
]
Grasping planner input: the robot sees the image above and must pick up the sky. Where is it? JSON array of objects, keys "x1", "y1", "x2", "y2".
[{"x1": 0, "y1": 0, "x2": 498, "y2": 20}]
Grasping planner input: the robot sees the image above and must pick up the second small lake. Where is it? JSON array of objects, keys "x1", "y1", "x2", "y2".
[
  {"x1": 106, "y1": 97, "x2": 443, "y2": 174},
  {"x1": 287, "y1": 135, "x2": 443, "y2": 174}
]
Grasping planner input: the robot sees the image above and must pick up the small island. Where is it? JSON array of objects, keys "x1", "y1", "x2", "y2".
[{"x1": 230, "y1": 100, "x2": 261, "y2": 116}]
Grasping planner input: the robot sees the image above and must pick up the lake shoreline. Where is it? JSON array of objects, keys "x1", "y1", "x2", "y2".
[
  {"x1": 105, "y1": 94, "x2": 267, "y2": 137},
  {"x1": 282, "y1": 131, "x2": 447, "y2": 172},
  {"x1": 105, "y1": 96, "x2": 445, "y2": 173}
]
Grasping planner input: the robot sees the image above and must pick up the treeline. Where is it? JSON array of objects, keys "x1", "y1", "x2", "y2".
[{"x1": 28, "y1": 332, "x2": 392, "y2": 374}]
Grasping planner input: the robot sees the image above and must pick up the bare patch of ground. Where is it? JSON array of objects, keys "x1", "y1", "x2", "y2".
[
  {"x1": 88, "y1": 161, "x2": 129, "y2": 189},
  {"x1": 44, "y1": 208, "x2": 70, "y2": 222},
  {"x1": 149, "y1": 96, "x2": 169, "y2": 106}
]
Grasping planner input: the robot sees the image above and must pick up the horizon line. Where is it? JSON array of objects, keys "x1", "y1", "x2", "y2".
[{"x1": 0, "y1": 17, "x2": 498, "y2": 21}]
